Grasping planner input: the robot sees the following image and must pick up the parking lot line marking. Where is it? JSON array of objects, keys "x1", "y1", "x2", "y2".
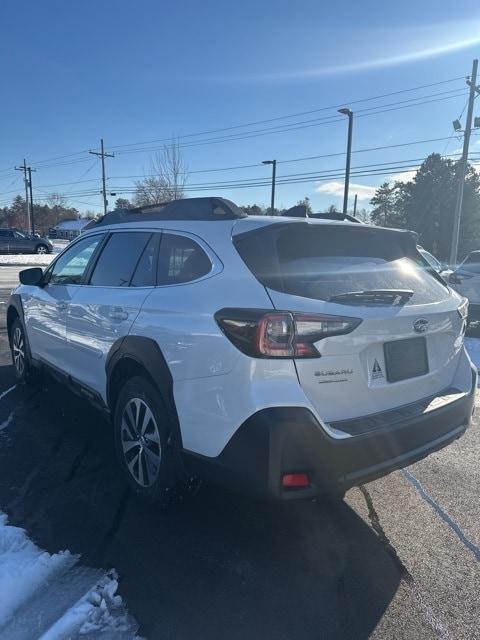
[
  {"x1": 359, "y1": 484, "x2": 453, "y2": 640},
  {"x1": 0, "y1": 385, "x2": 16, "y2": 401},
  {"x1": 402, "y1": 469, "x2": 480, "y2": 562}
]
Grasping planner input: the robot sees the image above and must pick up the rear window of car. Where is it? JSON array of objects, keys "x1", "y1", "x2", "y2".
[{"x1": 233, "y1": 222, "x2": 449, "y2": 305}]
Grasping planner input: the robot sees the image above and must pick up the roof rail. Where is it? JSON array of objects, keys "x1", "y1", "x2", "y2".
[{"x1": 91, "y1": 197, "x2": 247, "y2": 227}]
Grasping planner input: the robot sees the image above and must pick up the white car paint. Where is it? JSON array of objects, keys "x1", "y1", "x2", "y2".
[{"x1": 13, "y1": 213, "x2": 474, "y2": 460}]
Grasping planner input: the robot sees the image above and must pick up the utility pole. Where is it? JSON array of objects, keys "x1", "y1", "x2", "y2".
[
  {"x1": 262, "y1": 159, "x2": 277, "y2": 215},
  {"x1": 14, "y1": 159, "x2": 32, "y2": 233},
  {"x1": 338, "y1": 108, "x2": 354, "y2": 214},
  {"x1": 353, "y1": 193, "x2": 358, "y2": 217},
  {"x1": 27, "y1": 167, "x2": 36, "y2": 234},
  {"x1": 89, "y1": 138, "x2": 114, "y2": 216},
  {"x1": 449, "y1": 59, "x2": 479, "y2": 266}
]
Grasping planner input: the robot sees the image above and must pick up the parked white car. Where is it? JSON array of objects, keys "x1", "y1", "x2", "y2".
[
  {"x1": 447, "y1": 250, "x2": 480, "y2": 322},
  {"x1": 7, "y1": 198, "x2": 476, "y2": 502}
]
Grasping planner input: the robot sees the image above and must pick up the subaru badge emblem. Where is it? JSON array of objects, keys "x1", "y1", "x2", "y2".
[{"x1": 413, "y1": 318, "x2": 429, "y2": 333}]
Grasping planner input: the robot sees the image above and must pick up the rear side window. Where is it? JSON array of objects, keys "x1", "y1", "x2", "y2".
[
  {"x1": 234, "y1": 223, "x2": 449, "y2": 306},
  {"x1": 90, "y1": 232, "x2": 152, "y2": 287},
  {"x1": 157, "y1": 233, "x2": 211, "y2": 285}
]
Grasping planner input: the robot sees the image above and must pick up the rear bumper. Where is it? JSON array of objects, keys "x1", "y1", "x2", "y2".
[{"x1": 184, "y1": 368, "x2": 476, "y2": 501}]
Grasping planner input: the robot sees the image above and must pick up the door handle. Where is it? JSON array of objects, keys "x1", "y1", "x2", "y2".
[
  {"x1": 56, "y1": 301, "x2": 68, "y2": 312},
  {"x1": 109, "y1": 307, "x2": 129, "y2": 321}
]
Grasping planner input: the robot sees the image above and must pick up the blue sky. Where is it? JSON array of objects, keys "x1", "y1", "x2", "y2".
[{"x1": 1, "y1": 0, "x2": 480, "y2": 214}]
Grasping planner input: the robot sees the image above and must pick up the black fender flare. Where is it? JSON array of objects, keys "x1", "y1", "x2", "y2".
[{"x1": 106, "y1": 336, "x2": 183, "y2": 448}]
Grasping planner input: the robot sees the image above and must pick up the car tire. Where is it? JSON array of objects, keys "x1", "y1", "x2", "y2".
[
  {"x1": 113, "y1": 375, "x2": 180, "y2": 503},
  {"x1": 10, "y1": 318, "x2": 37, "y2": 384},
  {"x1": 35, "y1": 244, "x2": 49, "y2": 254}
]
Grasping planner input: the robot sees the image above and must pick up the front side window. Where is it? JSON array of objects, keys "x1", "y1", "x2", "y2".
[
  {"x1": 89, "y1": 232, "x2": 152, "y2": 287},
  {"x1": 157, "y1": 233, "x2": 212, "y2": 285},
  {"x1": 48, "y1": 234, "x2": 104, "y2": 285}
]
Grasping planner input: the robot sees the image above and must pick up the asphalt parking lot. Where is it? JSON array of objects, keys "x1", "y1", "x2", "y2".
[{"x1": 0, "y1": 265, "x2": 479, "y2": 640}]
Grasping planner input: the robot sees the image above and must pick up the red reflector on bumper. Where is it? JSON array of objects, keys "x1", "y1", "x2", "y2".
[{"x1": 282, "y1": 473, "x2": 310, "y2": 488}]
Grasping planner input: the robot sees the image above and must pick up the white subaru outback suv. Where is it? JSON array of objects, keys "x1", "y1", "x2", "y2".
[{"x1": 7, "y1": 198, "x2": 476, "y2": 501}]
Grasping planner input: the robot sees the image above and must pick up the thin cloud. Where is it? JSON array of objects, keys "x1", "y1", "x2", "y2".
[
  {"x1": 234, "y1": 20, "x2": 480, "y2": 82},
  {"x1": 316, "y1": 181, "x2": 376, "y2": 201},
  {"x1": 389, "y1": 170, "x2": 417, "y2": 183}
]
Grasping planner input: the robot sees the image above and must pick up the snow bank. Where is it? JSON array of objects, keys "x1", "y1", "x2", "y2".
[
  {"x1": 39, "y1": 570, "x2": 139, "y2": 640},
  {"x1": 0, "y1": 254, "x2": 54, "y2": 266},
  {"x1": 0, "y1": 513, "x2": 75, "y2": 626},
  {"x1": 0, "y1": 513, "x2": 139, "y2": 639}
]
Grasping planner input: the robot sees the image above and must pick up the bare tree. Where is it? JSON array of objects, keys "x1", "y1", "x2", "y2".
[
  {"x1": 134, "y1": 141, "x2": 187, "y2": 207},
  {"x1": 46, "y1": 192, "x2": 69, "y2": 210}
]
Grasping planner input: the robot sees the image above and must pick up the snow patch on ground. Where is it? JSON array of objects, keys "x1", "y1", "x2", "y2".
[
  {"x1": 0, "y1": 513, "x2": 74, "y2": 627},
  {"x1": 39, "y1": 571, "x2": 139, "y2": 640},
  {"x1": 0, "y1": 513, "x2": 139, "y2": 639},
  {"x1": 0, "y1": 253, "x2": 55, "y2": 266}
]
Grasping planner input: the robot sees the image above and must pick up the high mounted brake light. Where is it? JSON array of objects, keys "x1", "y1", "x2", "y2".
[{"x1": 215, "y1": 309, "x2": 362, "y2": 358}]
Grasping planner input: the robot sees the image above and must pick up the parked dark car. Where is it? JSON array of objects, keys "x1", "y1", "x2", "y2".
[{"x1": 0, "y1": 229, "x2": 53, "y2": 254}]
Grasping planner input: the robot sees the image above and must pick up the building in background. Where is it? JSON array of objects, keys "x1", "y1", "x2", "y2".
[{"x1": 49, "y1": 218, "x2": 92, "y2": 240}]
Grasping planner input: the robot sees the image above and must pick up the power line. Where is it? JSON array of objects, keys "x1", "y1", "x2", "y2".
[
  {"x1": 26, "y1": 152, "x2": 480, "y2": 199},
  {"x1": 109, "y1": 76, "x2": 465, "y2": 150},
  {"x1": 16, "y1": 131, "x2": 478, "y2": 193},
  {"x1": 0, "y1": 75, "x2": 466, "y2": 174},
  {"x1": 114, "y1": 91, "x2": 469, "y2": 156}
]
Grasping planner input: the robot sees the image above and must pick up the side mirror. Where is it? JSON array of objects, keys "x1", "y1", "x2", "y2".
[{"x1": 19, "y1": 267, "x2": 44, "y2": 286}]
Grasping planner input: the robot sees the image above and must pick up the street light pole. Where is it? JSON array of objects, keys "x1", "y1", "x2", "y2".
[
  {"x1": 262, "y1": 159, "x2": 277, "y2": 215},
  {"x1": 338, "y1": 108, "x2": 353, "y2": 214}
]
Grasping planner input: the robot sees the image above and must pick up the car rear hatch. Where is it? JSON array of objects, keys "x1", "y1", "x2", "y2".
[{"x1": 233, "y1": 220, "x2": 466, "y2": 424}]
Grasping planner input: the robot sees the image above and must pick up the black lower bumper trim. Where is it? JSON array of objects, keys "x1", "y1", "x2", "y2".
[{"x1": 183, "y1": 370, "x2": 476, "y2": 501}]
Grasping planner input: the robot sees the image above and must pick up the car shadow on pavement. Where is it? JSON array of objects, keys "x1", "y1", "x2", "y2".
[{"x1": 0, "y1": 368, "x2": 401, "y2": 640}]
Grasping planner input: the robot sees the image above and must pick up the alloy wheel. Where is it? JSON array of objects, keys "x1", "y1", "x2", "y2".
[
  {"x1": 121, "y1": 397, "x2": 162, "y2": 487},
  {"x1": 13, "y1": 326, "x2": 25, "y2": 376},
  {"x1": 36, "y1": 245, "x2": 48, "y2": 254}
]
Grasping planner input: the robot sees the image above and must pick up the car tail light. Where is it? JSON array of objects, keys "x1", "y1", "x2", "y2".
[{"x1": 215, "y1": 308, "x2": 361, "y2": 358}]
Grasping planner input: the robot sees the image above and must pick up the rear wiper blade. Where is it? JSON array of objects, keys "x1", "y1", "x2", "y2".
[{"x1": 329, "y1": 289, "x2": 414, "y2": 306}]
